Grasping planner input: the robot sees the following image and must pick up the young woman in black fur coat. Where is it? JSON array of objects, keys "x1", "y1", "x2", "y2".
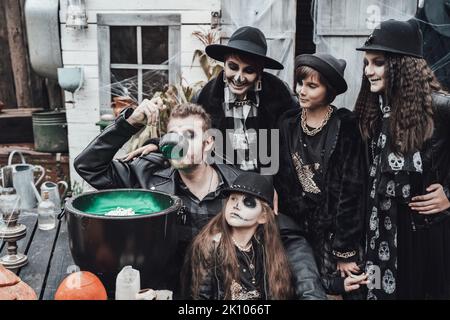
[{"x1": 274, "y1": 53, "x2": 367, "y2": 298}]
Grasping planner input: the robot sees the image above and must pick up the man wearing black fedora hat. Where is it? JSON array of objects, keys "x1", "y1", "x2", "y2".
[
  {"x1": 125, "y1": 26, "x2": 297, "y2": 174},
  {"x1": 355, "y1": 18, "x2": 450, "y2": 300},
  {"x1": 274, "y1": 53, "x2": 366, "y2": 298}
]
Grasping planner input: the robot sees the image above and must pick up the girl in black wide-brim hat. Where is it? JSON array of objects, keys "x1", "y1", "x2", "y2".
[
  {"x1": 183, "y1": 172, "x2": 294, "y2": 300},
  {"x1": 274, "y1": 53, "x2": 368, "y2": 298},
  {"x1": 194, "y1": 26, "x2": 298, "y2": 172},
  {"x1": 355, "y1": 18, "x2": 450, "y2": 300}
]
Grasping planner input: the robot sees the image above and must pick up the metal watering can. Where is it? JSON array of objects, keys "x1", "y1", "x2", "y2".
[{"x1": 7, "y1": 150, "x2": 45, "y2": 209}]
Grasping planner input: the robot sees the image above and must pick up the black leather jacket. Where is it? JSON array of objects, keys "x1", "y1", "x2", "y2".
[{"x1": 74, "y1": 113, "x2": 327, "y2": 300}]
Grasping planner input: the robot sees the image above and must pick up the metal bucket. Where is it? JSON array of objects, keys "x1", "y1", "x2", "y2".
[
  {"x1": 32, "y1": 110, "x2": 68, "y2": 153},
  {"x1": 63, "y1": 189, "x2": 182, "y2": 295}
]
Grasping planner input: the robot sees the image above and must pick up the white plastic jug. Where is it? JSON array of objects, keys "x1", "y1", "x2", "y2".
[{"x1": 115, "y1": 266, "x2": 140, "y2": 300}]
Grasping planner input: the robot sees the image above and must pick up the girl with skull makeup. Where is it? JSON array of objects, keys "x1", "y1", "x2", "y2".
[
  {"x1": 182, "y1": 172, "x2": 295, "y2": 300},
  {"x1": 355, "y1": 19, "x2": 450, "y2": 299}
]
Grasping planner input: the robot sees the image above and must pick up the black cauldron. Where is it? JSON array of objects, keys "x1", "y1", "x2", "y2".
[{"x1": 63, "y1": 189, "x2": 181, "y2": 296}]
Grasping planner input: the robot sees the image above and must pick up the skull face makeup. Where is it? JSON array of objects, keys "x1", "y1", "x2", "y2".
[
  {"x1": 388, "y1": 153, "x2": 405, "y2": 171},
  {"x1": 224, "y1": 55, "x2": 260, "y2": 99},
  {"x1": 413, "y1": 151, "x2": 423, "y2": 172},
  {"x1": 382, "y1": 269, "x2": 396, "y2": 295},
  {"x1": 378, "y1": 241, "x2": 390, "y2": 261},
  {"x1": 225, "y1": 193, "x2": 265, "y2": 229}
]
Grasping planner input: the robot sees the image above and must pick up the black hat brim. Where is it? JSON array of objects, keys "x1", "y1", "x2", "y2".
[
  {"x1": 206, "y1": 44, "x2": 284, "y2": 70},
  {"x1": 356, "y1": 44, "x2": 423, "y2": 59},
  {"x1": 295, "y1": 55, "x2": 348, "y2": 95},
  {"x1": 222, "y1": 186, "x2": 273, "y2": 208}
]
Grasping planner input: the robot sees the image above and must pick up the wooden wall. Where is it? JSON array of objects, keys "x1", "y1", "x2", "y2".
[
  {"x1": 0, "y1": 2, "x2": 16, "y2": 108},
  {"x1": 59, "y1": 0, "x2": 220, "y2": 187},
  {"x1": 0, "y1": 0, "x2": 61, "y2": 110}
]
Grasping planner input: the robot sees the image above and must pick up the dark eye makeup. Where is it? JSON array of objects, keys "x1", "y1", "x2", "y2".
[
  {"x1": 227, "y1": 62, "x2": 239, "y2": 70},
  {"x1": 363, "y1": 58, "x2": 385, "y2": 67},
  {"x1": 243, "y1": 196, "x2": 257, "y2": 208},
  {"x1": 243, "y1": 67, "x2": 256, "y2": 74}
]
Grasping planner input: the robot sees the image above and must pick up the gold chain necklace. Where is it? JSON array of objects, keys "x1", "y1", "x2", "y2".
[{"x1": 301, "y1": 106, "x2": 333, "y2": 136}]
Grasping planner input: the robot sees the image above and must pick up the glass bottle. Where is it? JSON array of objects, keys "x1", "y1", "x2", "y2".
[
  {"x1": 159, "y1": 132, "x2": 188, "y2": 159},
  {"x1": 38, "y1": 190, "x2": 56, "y2": 230}
]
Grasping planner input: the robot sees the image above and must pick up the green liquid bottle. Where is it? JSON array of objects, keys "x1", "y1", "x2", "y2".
[{"x1": 159, "y1": 132, "x2": 188, "y2": 160}]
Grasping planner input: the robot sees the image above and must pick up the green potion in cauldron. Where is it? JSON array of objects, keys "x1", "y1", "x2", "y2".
[{"x1": 64, "y1": 189, "x2": 181, "y2": 295}]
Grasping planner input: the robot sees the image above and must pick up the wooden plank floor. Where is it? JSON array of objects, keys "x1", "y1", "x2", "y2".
[{"x1": 42, "y1": 217, "x2": 75, "y2": 300}]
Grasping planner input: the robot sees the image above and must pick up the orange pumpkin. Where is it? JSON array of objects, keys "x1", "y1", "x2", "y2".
[{"x1": 55, "y1": 271, "x2": 108, "y2": 300}]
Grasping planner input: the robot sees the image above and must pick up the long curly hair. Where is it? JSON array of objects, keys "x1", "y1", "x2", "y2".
[
  {"x1": 184, "y1": 199, "x2": 294, "y2": 300},
  {"x1": 354, "y1": 53, "x2": 440, "y2": 154}
]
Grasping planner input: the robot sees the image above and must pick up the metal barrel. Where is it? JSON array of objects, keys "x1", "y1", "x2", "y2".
[{"x1": 32, "y1": 110, "x2": 68, "y2": 153}]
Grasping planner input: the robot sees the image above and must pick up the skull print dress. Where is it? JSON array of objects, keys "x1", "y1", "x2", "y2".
[{"x1": 365, "y1": 104, "x2": 424, "y2": 300}]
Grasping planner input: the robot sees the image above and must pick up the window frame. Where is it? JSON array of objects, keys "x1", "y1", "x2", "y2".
[{"x1": 97, "y1": 13, "x2": 181, "y2": 114}]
